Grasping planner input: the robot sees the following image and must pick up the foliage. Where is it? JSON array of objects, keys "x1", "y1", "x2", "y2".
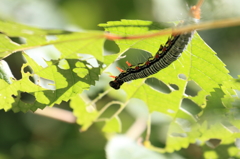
[{"x1": 1, "y1": 18, "x2": 240, "y2": 158}]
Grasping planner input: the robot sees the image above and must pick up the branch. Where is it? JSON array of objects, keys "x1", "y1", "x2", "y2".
[{"x1": 34, "y1": 106, "x2": 76, "y2": 123}]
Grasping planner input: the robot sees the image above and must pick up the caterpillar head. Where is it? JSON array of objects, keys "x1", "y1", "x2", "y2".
[{"x1": 109, "y1": 80, "x2": 124, "y2": 90}]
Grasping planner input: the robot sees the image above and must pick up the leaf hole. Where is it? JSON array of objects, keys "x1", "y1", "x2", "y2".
[
  {"x1": 117, "y1": 49, "x2": 152, "y2": 70},
  {"x1": 10, "y1": 37, "x2": 26, "y2": 45},
  {"x1": 20, "y1": 92, "x2": 36, "y2": 104},
  {"x1": 185, "y1": 80, "x2": 202, "y2": 97},
  {"x1": 178, "y1": 73, "x2": 187, "y2": 80},
  {"x1": 33, "y1": 75, "x2": 55, "y2": 90},
  {"x1": 78, "y1": 54, "x2": 99, "y2": 68},
  {"x1": 103, "y1": 40, "x2": 120, "y2": 55},
  {"x1": 181, "y1": 98, "x2": 202, "y2": 115},
  {"x1": 29, "y1": 76, "x2": 35, "y2": 83},
  {"x1": 205, "y1": 139, "x2": 221, "y2": 149},
  {"x1": 169, "y1": 84, "x2": 179, "y2": 91},
  {"x1": 145, "y1": 77, "x2": 171, "y2": 94},
  {"x1": 46, "y1": 35, "x2": 57, "y2": 41},
  {"x1": 235, "y1": 138, "x2": 240, "y2": 149},
  {"x1": 221, "y1": 121, "x2": 240, "y2": 133},
  {"x1": 25, "y1": 46, "x2": 61, "y2": 68},
  {"x1": 5, "y1": 53, "x2": 24, "y2": 80},
  {"x1": 23, "y1": 65, "x2": 33, "y2": 74}
]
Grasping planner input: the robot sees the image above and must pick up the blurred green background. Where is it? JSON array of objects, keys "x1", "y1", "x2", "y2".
[{"x1": 0, "y1": 0, "x2": 240, "y2": 158}]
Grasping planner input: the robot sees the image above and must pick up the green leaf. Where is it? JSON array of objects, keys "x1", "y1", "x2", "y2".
[
  {"x1": 102, "y1": 116, "x2": 121, "y2": 133},
  {"x1": 58, "y1": 59, "x2": 70, "y2": 70},
  {"x1": 202, "y1": 141, "x2": 240, "y2": 159},
  {"x1": 0, "y1": 21, "x2": 105, "y2": 112},
  {"x1": 70, "y1": 95, "x2": 98, "y2": 131},
  {"x1": 101, "y1": 19, "x2": 231, "y2": 113},
  {"x1": 99, "y1": 20, "x2": 170, "y2": 65},
  {"x1": 100, "y1": 19, "x2": 238, "y2": 151},
  {"x1": 1, "y1": 18, "x2": 240, "y2": 153},
  {"x1": 0, "y1": 21, "x2": 65, "y2": 59}
]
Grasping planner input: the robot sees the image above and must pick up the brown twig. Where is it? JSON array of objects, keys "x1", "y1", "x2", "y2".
[{"x1": 34, "y1": 107, "x2": 76, "y2": 123}]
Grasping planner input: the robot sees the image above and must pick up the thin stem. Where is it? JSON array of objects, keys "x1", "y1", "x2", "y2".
[
  {"x1": 125, "y1": 117, "x2": 148, "y2": 140},
  {"x1": 105, "y1": 18, "x2": 240, "y2": 41},
  {"x1": 196, "y1": 0, "x2": 204, "y2": 9},
  {"x1": 145, "y1": 114, "x2": 152, "y2": 142},
  {"x1": 86, "y1": 88, "x2": 112, "y2": 108},
  {"x1": 109, "y1": 100, "x2": 130, "y2": 120},
  {"x1": 95, "y1": 101, "x2": 123, "y2": 121},
  {"x1": 95, "y1": 118, "x2": 109, "y2": 122},
  {"x1": 34, "y1": 107, "x2": 76, "y2": 123},
  {"x1": 3, "y1": 34, "x2": 105, "y2": 59}
]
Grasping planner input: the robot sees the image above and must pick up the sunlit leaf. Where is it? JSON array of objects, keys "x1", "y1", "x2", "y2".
[
  {"x1": 100, "y1": 19, "x2": 240, "y2": 152},
  {"x1": 70, "y1": 95, "x2": 98, "y2": 131},
  {"x1": 102, "y1": 116, "x2": 121, "y2": 133},
  {"x1": 0, "y1": 21, "x2": 105, "y2": 112}
]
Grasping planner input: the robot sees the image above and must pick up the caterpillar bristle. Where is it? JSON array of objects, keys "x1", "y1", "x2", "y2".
[
  {"x1": 116, "y1": 67, "x2": 124, "y2": 72},
  {"x1": 126, "y1": 61, "x2": 132, "y2": 67},
  {"x1": 109, "y1": 75, "x2": 116, "y2": 79}
]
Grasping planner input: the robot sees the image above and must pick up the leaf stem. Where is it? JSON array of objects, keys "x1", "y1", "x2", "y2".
[
  {"x1": 145, "y1": 114, "x2": 152, "y2": 142},
  {"x1": 86, "y1": 88, "x2": 112, "y2": 109},
  {"x1": 95, "y1": 101, "x2": 123, "y2": 121},
  {"x1": 105, "y1": 18, "x2": 240, "y2": 40}
]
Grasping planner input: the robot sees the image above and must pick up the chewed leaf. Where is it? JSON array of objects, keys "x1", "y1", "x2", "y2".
[
  {"x1": 100, "y1": 19, "x2": 239, "y2": 152},
  {"x1": 101, "y1": 19, "x2": 231, "y2": 111},
  {"x1": 58, "y1": 59, "x2": 70, "y2": 70},
  {"x1": 0, "y1": 21, "x2": 105, "y2": 112},
  {"x1": 1, "y1": 13, "x2": 240, "y2": 154},
  {"x1": 100, "y1": 20, "x2": 171, "y2": 54},
  {"x1": 8, "y1": 53, "x2": 102, "y2": 112},
  {"x1": 99, "y1": 19, "x2": 170, "y2": 35},
  {"x1": 0, "y1": 21, "x2": 67, "y2": 59}
]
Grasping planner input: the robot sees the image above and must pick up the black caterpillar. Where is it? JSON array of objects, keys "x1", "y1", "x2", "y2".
[{"x1": 109, "y1": 3, "x2": 202, "y2": 90}]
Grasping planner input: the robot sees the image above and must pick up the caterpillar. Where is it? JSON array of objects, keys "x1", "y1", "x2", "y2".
[{"x1": 109, "y1": 0, "x2": 203, "y2": 90}]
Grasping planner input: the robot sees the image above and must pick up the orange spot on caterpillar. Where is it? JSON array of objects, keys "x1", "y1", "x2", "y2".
[
  {"x1": 135, "y1": 66, "x2": 140, "y2": 70},
  {"x1": 126, "y1": 61, "x2": 132, "y2": 67},
  {"x1": 155, "y1": 54, "x2": 160, "y2": 58},
  {"x1": 116, "y1": 67, "x2": 124, "y2": 72},
  {"x1": 167, "y1": 39, "x2": 172, "y2": 45},
  {"x1": 162, "y1": 47, "x2": 167, "y2": 52},
  {"x1": 145, "y1": 61, "x2": 150, "y2": 65}
]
